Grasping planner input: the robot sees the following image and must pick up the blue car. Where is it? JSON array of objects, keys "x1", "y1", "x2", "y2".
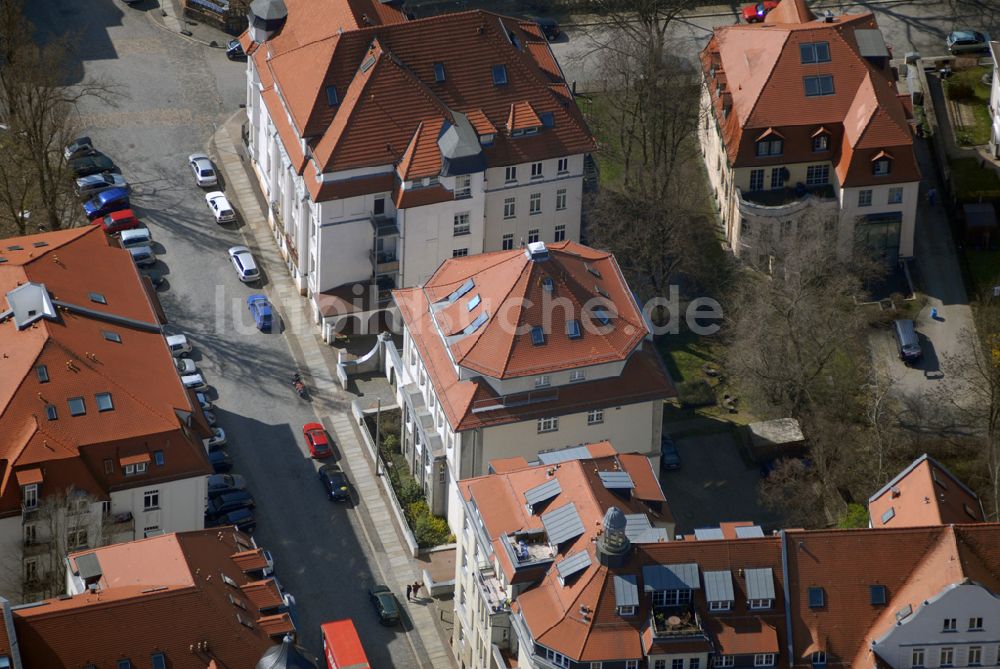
[
  {"x1": 83, "y1": 187, "x2": 130, "y2": 220},
  {"x1": 660, "y1": 435, "x2": 681, "y2": 470},
  {"x1": 247, "y1": 294, "x2": 273, "y2": 331}
]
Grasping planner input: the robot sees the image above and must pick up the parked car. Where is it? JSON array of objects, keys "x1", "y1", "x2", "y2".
[
  {"x1": 128, "y1": 245, "x2": 156, "y2": 267},
  {"x1": 660, "y1": 435, "x2": 681, "y2": 470},
  {"x1": 188, "y1": 153, "x2": 218, "y2": 187},
  {"x1": 64, "y1": 136, "x2": 94, "y2": 160},
  {"x1": 369, "y1": 584, "x2": 400, "y2": 625},
  {"x1": 97, "y1": 209, "x2": 140, "y2": 235},
  {"x1": 119, "y1": 227, "x2": 152, "y2": 249},
  {"x1": 205, "y1": 427, "x2": 227, "y2": 450},
  {"x1": 76, "y1": 173, "x2": 129, "y2": 200},
  {"x1": 206, "y1": 191, "x2": 236, "y2": 223},
  {"x1": 742, "y1": 1, "x2": 779, "y2": 22},
  {"x1": 69, "y1": 152, "x2": 116, "y2": 178},
  {"x1": 181, "y1": 373, "x2": 207, "y2": 391},
  {"x1": 141, "y1": 268, "x2": 165, "y2": 288},
  {"x1": 318, "y1": 463, "x2": 351, "y2": 501},
  {"x1": 195, "y1": 390, "x2": 213, "y2": 411},
  {"x1": 175, "y1": 357, "x2": 197, "y2": 375},
  {"x1": 207, "y1": 473, "x2": 246, "y2": 496},
  {"x1": 262, "y1": 549, "x2": 275, "y2": 576},
  {"x1": 203, "y1": 411, "x2": 217, "y2": 427},
  {"x1": 206, "y1": 507, "x2": 255, "y2": 533},
  {"x1": 247, "y1": 294, "x2": 273, "y2": 331},
  {"x1": 893, "y1": 319, "x2": 923, "y2": 363},
  {"x1": 946, "y1": 30, "x2": 989, "y2": 54},
  {"x1": 536, "y1": 17, "x2": 560, "y2": 41},
  {"x1": 166, "y1": 333, "x2": 192, "y2": 357},
  {"x1": 226, "y1": 39, "x2": 246, "y2": 60},
  {"x1": 302, "y1": 422, "x2": 333, "y2": 458},
  {"x1": 206, "y1": 491, "x2": 255, "y2": 518},
  {"x1": 84, "y1": 187, "x2": 130, "y2": 220},
  {"x1": 208, "y1": 450, "x2": 234, "y2": 473},
  {"x1": 228, "y1": 246, "x2": 260, "y2": 283}
]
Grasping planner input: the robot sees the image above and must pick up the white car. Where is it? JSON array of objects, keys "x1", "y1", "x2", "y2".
[
  {"x1": 181, "y1": 373, "x2": 207, "y2": 391},
  {"x1": 166, "y1": 334, "x2": 192, "y2": 357},
  {"x1": 188, "y1": 153, "x2": 218, "y2": 187},
  {"x1": 228, "y1": 246, "x2": 260, "y2": 283},
  {"x1": 175, "y1": 358, "x2": 197, "y2": 375},
  {"x1": 206, "y1": 191, "x2": 236, "y2": 223},
  {"x1": 205, "y1": 427, "x2": 227, "y2": 448}
]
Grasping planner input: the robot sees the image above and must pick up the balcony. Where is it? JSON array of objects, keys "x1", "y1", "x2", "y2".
[
  {"x1": 500, "y1": 531, "x2": 555, "y2": 570},
  {"x1": 370, "y1": 249, "x2": 399, "y2": 275},
  {"x1": 650, "y1": 606, "x2": 705, "y2": 640},
  {"x1": 471, "y1": 388, "x2": 559, "y2": 414},
  {"x1": 478, "y1": 566, "x2": 511, "y2": 614},
  {"x1": 370, "y1": 215, "x2": 399, "y2": 238},
  {"x1": 737, "y1": 184, "x2": 837, "y2": 219}
]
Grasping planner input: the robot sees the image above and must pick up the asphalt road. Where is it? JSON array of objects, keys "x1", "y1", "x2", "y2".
[{"x1": 31, "y1": 1, "x2": 418, "y2": 665}]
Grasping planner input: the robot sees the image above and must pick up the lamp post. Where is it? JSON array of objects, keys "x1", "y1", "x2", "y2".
[{"x1": 374, "y1": 397, "x2": 382, "y2": 477}]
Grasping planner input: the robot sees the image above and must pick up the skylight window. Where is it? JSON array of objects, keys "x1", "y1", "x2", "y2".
[
  {"x1": 808, "y1": 587, "x2": 825, "y2": 608},
  {"x1": 804, "y1": 75, "x2": 834, "y2": 97},
  {"x1": 542, "y1": 277, "x2": 554, "y2": 292},
  {"x1": 102, "y1": 330, "x2": 122, "y2": 343},
  {"x1": 870, "y1": 585, "x2": 887, "y2": 605},
  {"x1": 530, "y1": 326, "x2": 545, "y2": 346},
  {"x1": 45, "y1": 405, "x2": 57, "y2": 421},
  {"x1": 593, "y1": 307, "x2": 611, "y2": 326},
  {"x1": 540, "y1": 112, "x2": 555, "y2": 127},
  {"x1": 325, "y1": 85, "x2": 339, "y2": 107},
  {"x1": 32, "y1": 241, "x2": 47, "y2": 248},
  {"x1": 585, "y1": 262, "x2": 601, "y2": 278},
  {"x1": 95, "y1": 392, "x2": 114, "y2": 412},
  {"x1": 7, "y1": 245, "x2": 22, "y2": 251},
  {"x1": 89, "y1": 292, "x2": 107, "y2": 305},
  {"x1": 567, "y1": 319, "x2": 582, "y2": 339},
  {"x1": 36, "y1": 365, "x2": 49, "y2": 383},
  {"x1": 433, "y1": 62, "x2": 446, "y2": 82},
  {"x1": 360, "y1": 54, "x2": 376, "y2": 73},
  {"x1": 68, "y1": 397, "x2": 86, "y2": 416},
  {"x1": 492, "y1": 64, "x2": 508, "y2": 86},
  {"x1": 467, "y1": 294, "x2": 481, "y2": 311},
  {"x1": 463, "y1": 312, "x2": 489, "y2": 336},
  {"x1": 595, "y1": 284, "x2": 609, "y2": 299},
  {"x1": 151, "y1": 654, "x2": 166, "y2": 669},
  {"x1": 448, "y1": 278, "x2": 475, "y2": 303},
  {"x1": 881, "y1": 506, "x2": 895, "y2": 524},
  {"x1": 800, "y1": 42, "x2": 831, "y2": 64}
]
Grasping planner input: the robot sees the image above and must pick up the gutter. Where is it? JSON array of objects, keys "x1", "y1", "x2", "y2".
[{"x1": 780, "y1": 530, "x2": 795, "y2": 663}]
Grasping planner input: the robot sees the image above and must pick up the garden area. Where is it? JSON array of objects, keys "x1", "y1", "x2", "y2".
[
  {"x1": 363, "y1": 411, "x2": 452, "y2": 548},
  {"x1": 943, "y1": 65, "x2": 992, "y2": 147}
]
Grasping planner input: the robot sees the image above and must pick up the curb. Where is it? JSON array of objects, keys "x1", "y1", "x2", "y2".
[{"x1": 146, "y1": 5, "x2": 228, "y2": 48}]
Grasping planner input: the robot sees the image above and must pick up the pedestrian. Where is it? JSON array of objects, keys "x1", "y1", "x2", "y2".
[
  {"x1": 412, "y1": 581, "x2": 422, "y2": 599},
  {"x1": 405, "y1": 584, "x2": 412, "y2": 601},
  {"x1": 927, "y1": 187, "x2": 937, "y2": 207}
]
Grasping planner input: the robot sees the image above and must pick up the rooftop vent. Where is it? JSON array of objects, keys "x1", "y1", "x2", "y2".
[
  {"x1": 7, "y1": 282, "x2": 57, "y2": 330},
  {"x1": 525, "y1": 241, "x2": 548, "y2": 261}
]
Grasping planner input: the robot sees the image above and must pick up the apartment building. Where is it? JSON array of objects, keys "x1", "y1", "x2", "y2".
[
  {"x1": 383, "y1": 240, "x2": 675, "y2": 530},
  {"x1": 699, "y1": 0, "x2": 920, "y2": 268},
  {"x1": 0, "y1": 227, "x2": 212, "y2": 602},
  {"x1": 0, "y1": 529, "x2": 297, "y2": 668},
  {"x1": 239, "y1": 0, "x2": 595, "y2": 338}
]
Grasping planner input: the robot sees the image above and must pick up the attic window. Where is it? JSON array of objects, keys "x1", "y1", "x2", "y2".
[
  {"x1": 102, "y1": 330, "x2": 122, "y2": 343},
  {"x1": 221, "y1": 573, "x2": 237, "y2": 588},
  {"x1": 804, "y1": 75, "x2": 834, "y2": 97},
  {"x1": 880, "y1": 506, "x2": 895, "y2": 524},
  {"x1": 540, "y1": 112, "x2": 555, "y2": 127},
  {"x1": 36, "y1": 365, "x2": 49, "y2": 383},
  {"x1": 542, "y1": 277, "x2": 554, "y2": 292},
  {"x1": 151, "y1": 654, "x2": 166, "y2": 669},
  {"x1": 567, "y1": 319, "x2": 582, "y2": 339},
  {"x1": 228, "y1": 593, "x2": 247, "y2": 609},
  {"x1": 237, "y1": 613, "x2": 255, "y2": 629},
  {"x1": 932, "y1": 468, "x2": 947, "y2": 489},
  {"x1": 433, "y1": 62, "x2": 446, "y2": 82},
  {"x1": 873, "y1": 156, "x2": 892, "y2": 176},
  {"x1": 808, "y1": 587, "x2": 825, "y2": 608},
  {"x1": 530, "y1": 326, "x2": 545, "y2": 346},
  {"x1": 467, "y1": 294, "x2": 481, "y2": 311},
  {"x1": 492, "y1": 64, "x2": 508, "y2": 86},
  {"x1": 68, "y1": 396, "x2": 86, "y2": 416},
  {"x1": 594, "y1": 284, "x2": 609, "y2": 299},
  {"x1": 800, "y1": 42, "x2": 831, "y2": 64},
  {"x1": 463, "y1": 312, "x2": 489, "y2": 336},
  {"x1": 7, "y1": 245, "x2": 22, "y2": 251},
  {"x1": 870, "y1": 585, "x2": 887, "y2": 605},
  {"x1": 89, "y1": 292, "x2": 107, "y2": 305},
  {"x1": 585, "y1": 263, "x2": 601, "y2": 278},
  {"x1": 593, "y1": 307, "x2": 611, "y2": 326},
  {"x1": 95, "y1": 392, "x2": 114, "y2": 412},
  {"x1": 325, "y1": 85, "x2": 339, "y2": 107}
]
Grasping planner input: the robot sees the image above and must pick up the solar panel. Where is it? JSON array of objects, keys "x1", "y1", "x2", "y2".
[
  {"x1": 556, "y1": 550, "x2": 592, "y2": 584},
  {"x1": 704, "y1": 570, "x2": 734, "y2": 603},
  {"x1": 541, "y1": 503, "x2": 584, "y2": 545},
  {"x1": 735, "y1": 525, "x2": 765, "y2": 538},
  {"x1": 694, "y1": 528, "x2": 724, "y2": 541},
  {"x1": 467, "y1": 294, "x2": 481, "y2": 311},
  {"x1": 642, "y1": 563, "x2": 700, "y2": 591},
  {"x1": 745, "y1": 568, "x2": 775, "y2": 600},
  {"x1": 613, "y1": 574, "x2": 639, "y2": 607},
  {"x1": 598, "y1": 471, "x2": 634, "y2": 490},
  {"x1": 524, "y1": 478, "x2": 562, "y2": 508}
]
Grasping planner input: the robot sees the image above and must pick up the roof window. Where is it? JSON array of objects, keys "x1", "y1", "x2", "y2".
[
  {"x1": 800, "y1": 42, "x2": 831, "y2": 64},
  {"x1": 325, "y1": 85, "x2": 339, "y2": 107},
  {"x1": 540, "y1": 111, "x2": 555, "y2": 127},
  {"x1": 804, "y1": 75, "x2": 834, "y2": 97},
  {"x1": 880, "y1": 506, "x2": 895, "y2": 524},
  {"x1": 585, "y1": 262, "x2": 601, "y2": 278},
  {"x1": 95, "y1": 392, "x2": 114, "y2": 412},
  {"x1": 595, "y1": 284, "x2": 609, "y2": 299},
  {"x1": 492, "y1": 64, "x2": 508, "y2": 86},
  {"x1": 360, "y1": 54, "x2": 376, "y2": 73},
  {"x1": 463, "y1": 312, "x2": 489, "y2": 336},
  {"x1": 102, "y1": 330, "x2": 122, "y2": 343},
  {"x1": 808, "y1": 587, "x2": 825, "y2": 608},
  {"x1": 467, "y1": 294, "x2": 481, "y2": 311},
  {"x1": 68, "y1": 397, "x2": 86, "y2": 416},
  {"x1": 7, "y1": 245, "x2": 22, "y2": 251},
  {"x1": 36, "y1": 365, "x2": 49, "y2": 383},
  {"x1": 542, "y1": 277, "x2": 554, "y2": 292},
  {"x1": 593, "y1": 307, "x2": 611, "y2": 326},
  {"x1": 118, "y1": 661, "x2": 132, "y2": 669},
  {"x1": 530, "y1": 326, "x2": 545, "y2": 346},
  {"x1": 448, "y1": 278, "x2": 475, "y2": 303},
  {"x1": 89, "y1": 292, "x2": 107, "y2": 305},
  {"x1": 433, "y1": 62, "x2": 446, "y2": 82},
  {"x1": 151, "y1": 654, "x2": 166, "y2": 669},
  {"x1": 567, "y1": 319, "x2": 582, "y2": 339},
  {"x1": 45, "y1": 405, "x2": 57, "y2": 421},
  {"x1": 870, "y1": 584, "x2": 887, "y2": 605}
]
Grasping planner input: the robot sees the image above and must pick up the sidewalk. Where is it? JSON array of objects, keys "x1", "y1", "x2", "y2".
[{"x1": 210, "y1": 111, "x2": 456, "y2": 669}]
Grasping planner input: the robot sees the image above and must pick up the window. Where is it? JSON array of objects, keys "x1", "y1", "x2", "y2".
[
  {"x1": 24, "y1": 559, "x2": 38, "y2": 583},
  {"x1": 714, "y1": 657, "x2": 734, "y2": 668},
  {"x1": 625, "y1": 662, "x2": 638, "y2": 669},
  {"x1": 911, "y1": 648, "x2": 925, "y2": 667},
  {"x1": 543, "y1": 648, "x2": 569, "y2": 668},
  {"x1": 858, "y1": 189, "x2": 873, "y2": 207},
  {"x1": 567, "y1": 319, "x2": 582, "y2": 339},
  {"x1": 531, "y1": 162, "x2": 543, "y2": 179},
  {"x1": 530, "y1": 192, "x2": 541, "y2": 215},
  {"x1": 154, "y1": 451, "x2": 165, "y2": 467},
  {"x1": 554, "y1": 224, "x2": 566, "y2": 242},
  {"x1": 671, "y1": 661, "x2": 683, "y2": 669},
  {"x1": 940, "y1": 647, "x2": 954, "y2": 667},
  {"x1": 492, "y1": 64, "x2": 508, "y2": 85},
  {"x1": 45, "y1": 405, "x2": 57, "y2": 421},
  {"x1": 800, "y1": 41, "x2": 831, "y2": 63},
  {"x1": 68, "y1": 396, "x2": 86, "y2": 416},
  {"x1": 557, "y1": 158, "x2": 568, "y2": 174},
  {"x1": 804, "y1": 75, "x2": 835, "y2": 96},
  {"x1": 143, "y1": 489, "x2": 159, "y2": 510},
  {"x1": 873, "y1": 157, "x2": 891, "y2": 176},
  {"x1": 433, "y1": 62, "x2": 446, "y2": 82},
  {"x1": 325, "y1": 85, "x2": 338, "y2": 106},
  {"x1": 503, "y1": 197, "x2": 516, "y2": 219},
  {"x1": 749, "y1": 598, "x2": 773, "y2": 609},
  {"x1": 651, "y1": 588, "x2": 693, "y2": 607},
  {"x1": 67, "y1": 527, "x2": 87, "y2": 550},
  {"x1": 104, "y1": 458, "x2": 114, "y2": 474},
  {"x1": 812, "y1": 133, "x2": 829, "y2": 152},
  {"x1": 143, "y1": 525, "x2": 160, "y2": 538},
  {"x1": 89, "y1": 291, "x2": 107, "y2": 304},
  {"x1": 710, "y1": 599, "x2": 731, "y2": 611},
  {"x1": 811, "y1": 651, "x2": 827, "y2": 666},
  {"x1": 869, "y1": 584, "x2": 887, "y2": 605},
  {"x1": 528, "y1": 229, "x2": 540, "y2": 244},
  {"x1": 505, "y1": 166, "x2": 517, "y2": 183},
  {"x1": 502, "y1": 233, "x2": 514, "y2": 250},
  {"x1": 373, "y1": 197, "x2": 385, "y2": 216},
  {"x1": 455, "y1": 175, "x2": 471, "y2": 199},
  {"x1": 453, "y1": 248, "x2": 468, "y2": 258},
  {"x1": 808, "y1": 587, "x2": 825, "y2": 608},
  {"x1": 36, "y1": 365, "x2": 49, "y2": 383},
  {"x1": 970, "y1": 617, "x2": 984, "y2": 630},
  {"x1": 537, "y1": 417, "x2": 558, "y2": 433},
  {"x1": 534, "y1": 375, "x2": 550, "y2": 388},
  {"x1": 23, "y1": 484, "x2": 38, "y2": 510},
  {"x1": 770, "y1": 167, "x2": 786, "y2": 189},
  {"x1": 570, "y1": 370, "x2": 585, "y2": 383},
  {"x1": 690, "y1": 661, "x2": 700, "y2": 669},
  {"x1": 756, "y1": 139, "x2": 783, "y2": 157},
  {"x1": 653, "y1": 662, "x2": 665, "y2": 669},
  {"x1": 556, "y1": 189, "x2": 567, "y2": 212},
  {"x1": 888, "y1": 187, "x2": 903, "y2": 204},
  {"x1": 969, "y1": 647, "x2": 982, "y2": 666},
  {"x1": 102, "y1": 330, "x2": 121, "y2": 343},
  {"x1": 943, "y1": 617, "x2": 957, "y2": 631},
  {"x1": 754, "y1": 655, "x2": 776, "y2": 667},
  {"x1": 453, "y1": 212, "x2": 471, "y2": 236},
  {"x1": 587, "y1": 409, "x2": 604, "y2": 425},
  {"x1": 749, "y1": 168, "x2": 765, "y2": 190},
  {"x1": 806, "y1": 164, "x2": 830, "y2": 185},
  {"x1": 95, "y1": 392, "x2": 114, "y2": 412}
]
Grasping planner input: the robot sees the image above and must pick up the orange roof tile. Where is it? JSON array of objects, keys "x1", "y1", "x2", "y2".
[
  {"x1": 257, "y1": 613, "x2": 296, "y2": 637},
  {"x1": 397, "y1": 118, "x2": 445, "y2": 180},
  {"x1": 507, "y1": 101, "x2": 542, "y2": 132},
  {"x1": 241, "y1": 579, "x2": 284, "y2": 611},
  {"x1": 231, "y1": 548, "x2": 270, "y2": 573},
  {"x1": 868, "y1": 454, "x2": 983, "y2": 527}
]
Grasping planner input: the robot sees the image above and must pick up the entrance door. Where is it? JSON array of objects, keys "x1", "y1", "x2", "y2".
[{"x1": 858, "y1": 211, "x2": 902, "y2": 266}]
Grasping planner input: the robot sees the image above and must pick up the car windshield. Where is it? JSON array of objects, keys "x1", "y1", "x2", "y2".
[
  {"x1": 200, "y1": 168, "x2": 214, "y2": 176},
  {"x1": 378, "y1": 594, "x2": 398, "y2": 612}
]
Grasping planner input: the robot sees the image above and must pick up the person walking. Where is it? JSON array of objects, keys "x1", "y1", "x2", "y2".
[
  {"x1": 405, "y1": 584, "x2": 412, "y2": 601},
  {"x1": 412, "y1": 581, "x2": 422, "y2": 599}
]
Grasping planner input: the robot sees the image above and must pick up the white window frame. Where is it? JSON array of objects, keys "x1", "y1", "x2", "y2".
[
  {"x1": 554, "y1": 224, "x2": 566, "y2": 241},
  {"x1": 811, "y1": 651, "x2": 826, "y2": 665},
  {"x1": 530, "y1": 162, "x2": 543, "y2": 179},
  {"x1": 555, "y1": 189, "x2": 567, "y2": 212},
  {"x1": 557, "y1": 158, "x2": 568, "y2": 174},
  {"x1": 943, "y1": 617, "x2": 957, "y2": 631},
  {"x1": 968, "y1": 646, "x2": 982, "y2": 666},
  {"x1": 143, "y1": 489, "x2": 160, "y2": 511},
  {"x1": 709, "y1": 599, "x2": 732, "y2": 611},
  {"x1": 455, "y1": 174, "x2": 472, "y2": 199},
  {"x1": 587, "y1": 409, "x2": 604, "y2": 425},
  {"x1": 528, "y1": 228, "x2": 540, "y2": 244},
  {"x1": 503, "y1": 197, "x2": 516, "y2": 219},
  {"x1": 858, "y1": 189, "x2": 873, "y2": 207},
  {"x1": 453, "y1": 248, "x2": 468, "y2": 258},
  {"x1": 911, "y1": 648, "x2": 925, "y2": 667},
  {"x1": 453, "y1": 212, "x2": 471, "y2": 236},
  {"x1": 505, "y1": 166, "x2": 517, "y2": 183},
  {"x1": 940, "y1": 647, "x2": 954, "y2": 667},
  {"x1": 529, "y1": 192, "x2": 541, "y2": 215},
  {"x1": 570, "y1": 370, "x2": 585, "y2": 383},
  {"x1": 754, "y1": 654, "x2": 776, "y2": 667},
  {"x1": 537, "y1": 417, "x2": 558, "y2": 433},
  {"x1": 544, "y1": 648, "x2": 569, "y2": 669},
  {"x1": 749, "y1": 598, "x2": 773, "y2": 610},
  {"x1": 502, "y1": 233, "x2": 514, "y2": 250},
  {"x1": 969, "y1": 617, "x2": 983, "y2": 630},
  {"x1": 625, "y1": 662, "x2": 638, "y2": 669},
  {"x1": 749, "y1": 168, "x2": 765, "y2": 191},
  {"x1": 534, "y1": 375, "x2": 550, "y2": 388},
  {"x1": 616, "y1": 605, "x2": 636, "y2": 616},
  {"x1": 714, "y1": 657, "x2": 734, "y2": 668},
  {"x1": 22, "y1": 484, "x2": 38, "y2": 510}
]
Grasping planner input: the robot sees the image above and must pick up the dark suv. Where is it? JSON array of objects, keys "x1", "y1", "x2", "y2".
[
  {"x1": 206, "y1": 508, "x2": 256, "y2": 534},
  {"x1": 206, "y1": 491, "x2": 255, "y2": 518},
  {"x1": 207, "y1": 473, "x2": 247, "y2": 497}
]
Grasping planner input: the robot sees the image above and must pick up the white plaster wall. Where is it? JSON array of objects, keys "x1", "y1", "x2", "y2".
[
  {"x1": 839, "y1": 181, "x2": 920, "y2": 258},
  {"x1": 109, "y1": 475, "x2": 207, "y2": 539},
  {"x1": 399, "y1": 187, "x2": 487, "y2": 286}
]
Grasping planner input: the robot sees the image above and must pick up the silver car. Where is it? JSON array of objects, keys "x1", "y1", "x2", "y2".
[
  {"x1": 946, "y1": 30, "x2": 989, "y2": 54},
  {"x1": 181, "y1": 373, "x2": 208, "y2": 391},
  {"x1": 228, "y1": 246, "x2": 260, "y2": 282},
  {"x1": 189, "y1": 153, "x2": 218, "y2": 187},
  {"x1": 128, "y1": 245, "x2": 156, "y2": 267},
  {"x1": 75, "y1": 173, "x2": 129, "y2": 200},
  {"x1": 206, "y1": 191, "x2": 236, "y2": 223}
]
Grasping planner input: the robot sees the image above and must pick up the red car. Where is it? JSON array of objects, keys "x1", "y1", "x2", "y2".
[
  {"x1": 302, "y1": 422, "x2": 333, "y2": 458},
  {"x1": 97, "y1": 209, "x2": 140, "y2": 235},
  {"x1": 742, "y1": 1, "x2": 778, "y2": 22}
]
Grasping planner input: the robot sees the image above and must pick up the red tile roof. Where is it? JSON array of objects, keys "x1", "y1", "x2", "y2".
[
  {"x1": 0, "y1": 227, "x2": 210, "y2": 517},
  {"x1": 868, "y1": 454, "x2": 983, "y2": 528},
  {"x1": 6, "y1": 529, "x2": 283, "y2": 667}
]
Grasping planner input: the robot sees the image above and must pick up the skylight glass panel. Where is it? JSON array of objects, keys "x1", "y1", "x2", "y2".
[
  {"x1": 45, "y1": 405, "x2": 57, "y2": 421},
  {"x1": 96, "y1": 392, "x2": 114, "y2": 412},
  {"x1": 448, "y1": 278, "x2": 475, "y2": 303},
  {"x1": 325, "y1": 85, "x2": 339, "y2": 106},
  {"x1": 89, "y1": 292, "x2": 107, "y2": 305},
  {"x1": 542, "y1": 277, "x2": 554, "y2": 292},
  {"x1": 463, "y1": 312, "x2": 489, "y2": 336},
  {"x1": 593, "y1": 308, "x2": 611, "y2": 326},
  {"x1": 433, "y1": 62, "x2": 446, "y2": 82},
  {"x1": 870, "y1": 585, "x2": 887, "y2": 605},
  {"x1": 467, "y1": 294, "x2": 481, "y2": 311},
  {"x1": 567, "y1": 319, "x2": 581, "y2": 339},
  {"x1": 808, "y1": 587, "x2": 825, "y2": 608},
  {"x1": 492, "y1": 64, "x2": 508, "y2": 85},
  {"x1": 68, "y1": 397, "x2": 86, "y2": 416},
  {"x1": 530, "y1": 326, "x2": 545, "y2": 346},
  {"x1": 102, "y1": 330, "x2": 122, "y2": 343},
  {"x1": 36, "y1": 365, "x2": 48, "y2": 383},
  {"x1": 540, "y1": 111, "x2": 555, "y2": 127}
]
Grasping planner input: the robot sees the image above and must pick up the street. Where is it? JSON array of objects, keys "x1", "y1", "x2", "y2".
[{"x1": 30, "y1": 1, "x2": 420, "y2": 665}]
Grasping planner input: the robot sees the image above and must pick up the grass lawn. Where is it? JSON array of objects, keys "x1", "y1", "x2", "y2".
[
  {"x1": 950, "y1": 157, "x2": 1000, "y2": 201},
  {"x1": 946, "y1": 66, "x2": 992, "y2": 146},
  {"x1": 576, "y1": 92, "x2": 623, "y2": 184}
]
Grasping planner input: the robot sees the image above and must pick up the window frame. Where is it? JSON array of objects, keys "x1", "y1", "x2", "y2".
[
  {"x1": 68, "y1": 396, "x2": 86, "y2": 416},
  {"x1": 143, "y1": 489, "x2": 160, "y2": 511},
  {"x1": 453, "y1": 212, "x2": 471, "y2": 236},
  {"x1": 529, "y1": 192, "x2": 542, "y2": 215},
  {"x1": 537, "y1": 417, "x2": 559, "y2": 433},
  {"x1": 503, "y1": 197, "x2": 516, "y2": 219},
  {"x1": 804, "y1": 74, "x2": 835, "y2": 97},
  {"x1": 530, "y1": 162, "x2": 543, "y2": 179},
  {"x1": 587, "y1": 408, "x2": 604, "y2": 425},
  {"x1": 555, "y1": 189, "x2": 567, "y2": 212},
  {"x1": 754, "y1": 654, "x2": 776, "y2": 667},
  {"x1": 800, "y1": 41, "x2": 831, "y2": 64},
  {"x1": 502, "y1": 233, "x2": 514, "y2": 250},
  {"x1": 858, "y1": 189, "x2": 873, "y2": 207},
  {"x1": 95, "y1": 392, "x2": 114, "y2": 412},
  {"x1": 557, "y1": 158, "x2": 569, "y2": 174}
]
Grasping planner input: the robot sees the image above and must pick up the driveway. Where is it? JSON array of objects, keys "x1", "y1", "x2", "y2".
[{"x1": 33, "y1": 1, "x2": 419, "y2": 665}]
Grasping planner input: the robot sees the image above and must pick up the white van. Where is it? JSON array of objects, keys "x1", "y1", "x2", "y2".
[
  {"x1": 166, "y1": 334, "x2": 192, "y2": 357},
  {"x1": 120, "y1": 227, "x2": 152, "y2": 249}
]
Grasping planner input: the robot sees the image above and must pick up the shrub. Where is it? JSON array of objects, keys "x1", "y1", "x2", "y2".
[
  {"x1": 413, "y1": 511, "x2": 451, "y2": 548},
  {"x1": 406, "y1": 499, "x2": 429, "y2": 526},
  {"x1": 397, "y1": 478, "x2": 424, "y2": 507},
  {"x1": 677, "y1": 379, "x2": 716, "y2": 407},
  {"x1": 837, "y1": 503, "x2": 870, "y2": 528},
  {"x1": 946, "y1": 81, "x2": 974, "y2": 101}
]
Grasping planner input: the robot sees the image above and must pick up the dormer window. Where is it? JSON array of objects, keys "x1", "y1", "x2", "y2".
[
  {"x1": 325, "y1": 85, "x2": 339, "y2": 107},
  {"x1": 811, "y1": 128, "x2": 830, "y2": 152},
  {"x1": 617, "y1": 605, "x2": 636, "y2": 616},
  {"x1": 873, "y1": 154, "x2": 892, "y2": 176},
  {"x1": 756, "y1": 138, "x2": 783, "y2": 157}
]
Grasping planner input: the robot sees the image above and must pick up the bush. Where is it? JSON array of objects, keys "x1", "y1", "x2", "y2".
[
  {"x1": 397, "y1": 478, "x2": 424, "y2": 507},
  {"x1": 413, "y1": 512, "x2": 451, "y2": 548},
  {"x1": 837, "y1": 503, "x2": 870, "y2": 528},
  {"x1": 677, "y1": 379, "x2": 716, "y2": 407},
  {"x1": 946, "y1": 80, "x2": 974, "y2": 100}
]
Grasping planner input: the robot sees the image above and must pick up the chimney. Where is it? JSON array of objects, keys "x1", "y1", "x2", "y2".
[{"x1": 824, "y1": 10, "x2": 835, "y2": 22}]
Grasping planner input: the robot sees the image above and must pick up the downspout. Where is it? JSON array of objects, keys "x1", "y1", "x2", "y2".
[{"x1": 780, "y1": 530, "x2": 795, "y2": 664}]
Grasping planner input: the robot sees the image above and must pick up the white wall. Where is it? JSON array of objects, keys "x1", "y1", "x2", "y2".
[
  {"x1": 398, "y1": 182, "x2": 486, "y2": 286},
  {"x1": 314, "y1": 217, "x2": 375, "y2": 292},
  {"x1": 110, "y1": 475, "x2": 207, "y2": 539},
  {"x1": 839, "y1": 181, "x2": 920, "y2": 258}
]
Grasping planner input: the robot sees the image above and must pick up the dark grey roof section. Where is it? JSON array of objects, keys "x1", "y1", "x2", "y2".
[
  {"x1": 250, "y1": 0, "x2": 288, "y2": 21},
  {"x1": 623, "y1": 514, "x2": 669, "y2": 543},
  {"x1": 704, "y1": 570, "x2": 735, "y2": 602},
  {"x1": 614, "y1": 574, "x2": 639, "y2": 607},
  {"x1": 74, "y1": 553, "x2": 102, "y2": 581},
  {"x1": 555, "y1": 550, "x2": 592, "y2": 584},
  {"x1": 53, "y1": 300, "x2": 162, "y2": 333},
  {"x1": 541, "y1": 502, "x2": 585, "y2": 545},
  {"x1": 438, "y1": 112, "x2": 485, "y2": 177},
  {"x1": 735, "y1": 525, "x2": 765, "y2": 538},
  {"x1": 642, "y1": 563, "x2": 700, "y2": 592},
  {"x1": 745, "y1": 567, "x2": 775, "y2": 600},
  {"x1": 694, "y1": 527, "x2": 724, "y2": 540},
  {"x1": 537, "y1": 445, "x2": 592, "y2": 464},
  {"x1": 524, "y1": 477, "x2": 562, "y2": 508},
  {"x1": 598, "y1": 471, "x2": 634, "y2": 490},
  {"x1": 855, "y1": 29, "x2": 889, "y2": 58}
]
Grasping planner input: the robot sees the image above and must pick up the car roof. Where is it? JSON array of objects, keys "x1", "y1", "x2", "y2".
[
  {"x1": 107, "y1": 209, "x2": 135, "y2": 221},
  {"x1": 128, "y1": 245, "x2": 154, "y2": 256},
  {"x1": 166, "y1": 334, "x2": 187, "y2": 343},
  {"x1": 950, "y1": 30, "x2": 980, "y2": 40},
  {"x1": 304, "y1": 422, "x2": 323, "y2": 431}
]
